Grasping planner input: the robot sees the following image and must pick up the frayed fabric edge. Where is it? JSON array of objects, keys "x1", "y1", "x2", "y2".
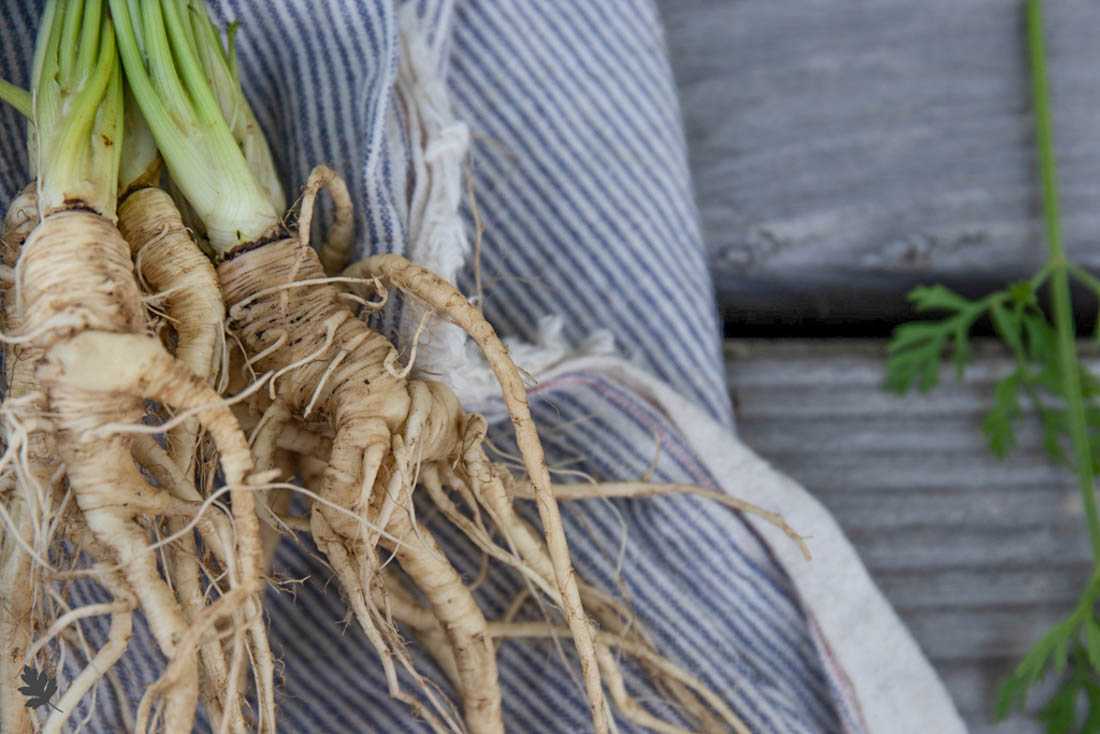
[
  {"x1": 393, "y1": 5, "x2": 620, "y2": 406},
  {"x1": 541, "y1": 353, "x2": 968, "y2": 734}
]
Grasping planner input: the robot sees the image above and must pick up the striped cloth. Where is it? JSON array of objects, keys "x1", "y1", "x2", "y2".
[{"x1": 0, "y1": 1, "x2": 965, "y2": 732}]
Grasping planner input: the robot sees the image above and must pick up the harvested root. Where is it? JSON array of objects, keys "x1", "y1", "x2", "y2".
[
  {"x1": 220, "y1": 229, "x2": 508, "y2": 733},
  {"x1": 120, "y1": 184, "x2": 258, "y2": 730},
  {"x1": 108, "y1": 0, "x2": 806, "y2": 720},
  {"x1": 18, "y1": 209, "x2": 272, "y2": 732},
  {"x1": 114, "y1": 0, "x2": 610, "y2": 720},
  {"x1": 119, "y1": 186, "x2": 226, "y2": 473},
  {"x1": 0, "y1": 4, "x2": 275, "y2": 723},
  {"x1": 216, "y1": 173, "x2": 791, "y2": 732},
  {"x1": 347, "y1": 250, "x2": 612, "y2": 732},
  {"x1": 0, "y1": 183, "x2": 49, "y2": 734}
]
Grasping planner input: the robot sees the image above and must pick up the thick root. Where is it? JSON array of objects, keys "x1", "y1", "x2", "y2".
[
  {"x1": 355, "y1": 253, "x2": 609, "y2": 732},
  {"x1": 119, "y1": 188, "x2": 261, "y2": 728},
  {"x1": 42, "y1": 330, "x2": 276, "y2": 732},
  {"x1": 222, "y1": 167, "x2": 763, "y2": 732},
  {"x1": 221, "y1": 235, "x2": 503, "y2": 731},
  {"x1": 119, "y1": 187, "x2": 226, "y2": 473},
  {"x1": 22, "y1": 213, "x2": 198, "y2": 729},
  {"x1": 222, "y1": 220, "x2": 717, "y2": 731},
  {"x1": 382, "y1": 489, "x2": 503, "y2": 734},
  {"x1": 269, "y1": 391, "x2": 763, "y2": 731},
  {"x1": 18, "y1": 210, "x2": 270, "y2": 732}
]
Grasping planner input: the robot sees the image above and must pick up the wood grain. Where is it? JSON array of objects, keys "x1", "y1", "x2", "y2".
[
  {"x1": 660, "y1": 1, "x2": 1100, "y2": 323},
  {"x1": 726, "y1": 339, "x2": 1089, "y2": 733}
]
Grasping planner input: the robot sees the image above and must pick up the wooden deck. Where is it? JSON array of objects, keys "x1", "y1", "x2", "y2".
[
  {"x1": 659, "y1": 0, "x2": 1100, "y2": 325},
  {"x1": 727, "y1": 339, "x2": 1086, "y2": 733},
  {"x1": 653, "y1": 2, "x2": 1097, "y2": 729}
]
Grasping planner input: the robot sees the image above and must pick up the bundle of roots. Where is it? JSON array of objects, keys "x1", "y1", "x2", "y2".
[
  {"x1": 0, "y1": 166, "x2": 804, "y2": 733},
  {"x1": 0, "y1": 1, "x2": 806, "y2": 730},
  {"x1": 208, "y1": 166, "x2": 796, "y2": 734},
  {"x1": 1, "y1": 184, "x2": 275, "y2": 733}
]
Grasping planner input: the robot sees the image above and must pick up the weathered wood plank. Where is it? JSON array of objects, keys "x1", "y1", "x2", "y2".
[
  {"x1": 941, "y1": 661, "x2": 1055, "y2": 732},
  {"x1": 726, "y1": 339, "x2": 1089, "y2": 733},
  {"x1": 660, "y1": 1, "x2": 1100, "y2": 322}
]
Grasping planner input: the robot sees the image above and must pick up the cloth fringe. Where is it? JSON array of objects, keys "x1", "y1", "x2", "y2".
[{"x1": 395, "y1": 5, "x2": 616, "y2": 406}]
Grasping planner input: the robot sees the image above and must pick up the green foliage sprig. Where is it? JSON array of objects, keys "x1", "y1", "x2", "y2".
[{"x1": 886, "y1": 1, "x2": 1100, "y2": 730}]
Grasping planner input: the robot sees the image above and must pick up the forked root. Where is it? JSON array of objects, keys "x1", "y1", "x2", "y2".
[
  {"x1": 219, "y1": 167, "x2": 776, "y2": 734},
  {"x1": 253, "y1": 355, "x2": 791, "y2": 732},
  {"x1": 302, "y1": 403, "x2": 502, "y2": 733},
  {"x1": 352, "y1": 253, "x2": 609, "y2": 733},
  {"x1": 44, "y1": 332, "x2": 276, "y2": 732},
  {"x1": 120, "y1": 186, "x2": 227, "y2": 473},
  {"x1": 310, "y1": 511, "x2": 464, "y2": 734},
  {"x1": 219, "y1": 230, "x2": 499, "y2": 730},
  {"x1": 119, "y1": 186, "x2": 256, "y2": 727},
  {"x1": 12, "y1": 208, "x2": 272, "y2": 732}
]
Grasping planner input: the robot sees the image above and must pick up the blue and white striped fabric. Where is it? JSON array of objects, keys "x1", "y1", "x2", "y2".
[{"x1": 0, "y1": 1, "x2": 887, "y2": 731}]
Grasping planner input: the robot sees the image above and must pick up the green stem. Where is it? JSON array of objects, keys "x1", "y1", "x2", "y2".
[
  {"x1": 33, "y1": 0, "x2": 124, "y2": 218},
  {"x1": 1028, "y1": 0, "x2": 1100, "y2": 562},
  {"x1": 109, "y1": 0, "x2": 279, "y2": 252},
  {"x1": 1070, "y1": 263, "x2": 1100, "y2": 296},
  {"x1": 186, "y1": 1, "x2": 284, "y2": 212},
  {"x1": 0, "y1": 80, "x2": 31, "y2": 119},
  {"x1": 1030, "y1": 261, "x2": 1053, "y2": 290}
]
